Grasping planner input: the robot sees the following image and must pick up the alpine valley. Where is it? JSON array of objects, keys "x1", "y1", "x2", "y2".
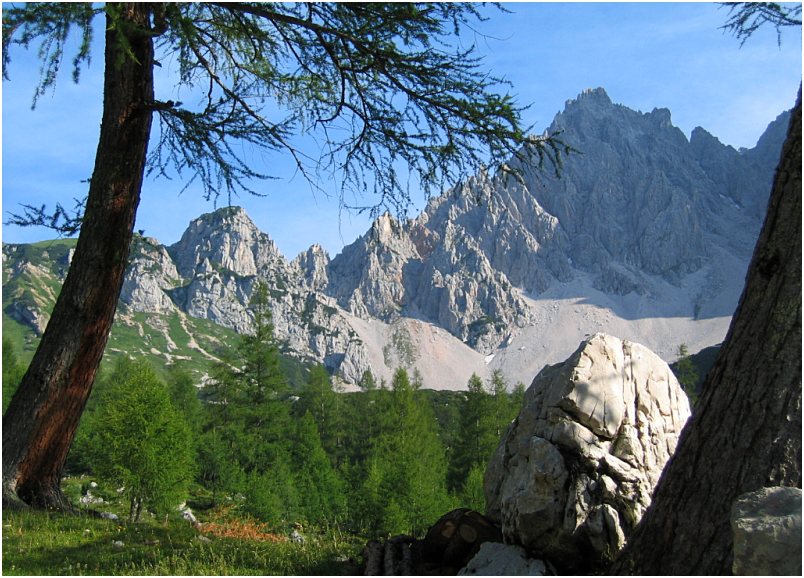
[{"x1": 2, "y1": 88, "x2": 789, "y2": 390}]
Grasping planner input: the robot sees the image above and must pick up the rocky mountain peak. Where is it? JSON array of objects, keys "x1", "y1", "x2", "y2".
[
  {"x1": 573, "y1": 86, "x2": 613, "y2": 107},
  {"x1": 689, "y1": 125, "x2": 722, "y2": 147},
  {"x1": 372, "y1": 212, "x2": 403, "y2": 245},
  {"x1": 365, "y1": 212, "x2": 418, "y2": 258},
  {"x1": 648, "y1": 106, "x2": 673, "y2": 128},
  {"x1": 326, "y1": 213, "x2": 420, "y2": 321},
  {"x1": 292, "y1": 243, "x2": 330, "y2": 291},
  {"x1": 169, "y1": 206, "x2": 284, "y2": 279}
]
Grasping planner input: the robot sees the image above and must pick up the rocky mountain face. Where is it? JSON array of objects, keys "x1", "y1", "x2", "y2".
[
  {"x1": 119, "y1": 207, "x2": 371, "y2": 380},
  {"x1": 2, "y1": 88, "x2": 788, "y2": 388},
  {"x1": 326, "y1": 89, "x2": 786, "y2": 355}
]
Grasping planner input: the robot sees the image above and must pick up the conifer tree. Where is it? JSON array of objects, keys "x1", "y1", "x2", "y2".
[
  {"x1": 449, "y1": 374, "x2": 489, "y2": 492},
  {"x1": 358, "y1": 369, "x2": 378, "y2": 392},
  {"x1": 296, "y1": 364, "x2": 344, "y2": 466},
  {"x1": 674, "y1": 343, "x2": 700, "y2": 403},
  {"x1": 450, "y1": 373, "x2": 510, "y2": 493},
  {"x1": 489, "y1": 370, "x2": 516, "y2": 440},
  {"x1": 351, "y1": 457, "x2": 385, "y2": 536},
  {"x1": 360, "y1": 368, "x2": 452, "y2": 536},
  {"x1": 460, "y1": 464, "x2": 487, "y2": 512},
  {"x1": 200, "y1": 282, "x2": 293, "y2": 507},
  {"x1": 197, "y1": 427, "x2": 244, "y2": 507},
  {"x1": 511, "y1": 381, "x2": 526, "y2": 411},
  {"x1": 340, "y1": 369, "x2": 382, "y2": 480},
  {"x1": 82, "y1": 358, "x2": 194, "y2": 522},
  {"x1": 166, "y1": 365, "x2": 203, "y2": 438},
  {"x1": 290, "y1": 411, "x2": 346, "y2": 524}
]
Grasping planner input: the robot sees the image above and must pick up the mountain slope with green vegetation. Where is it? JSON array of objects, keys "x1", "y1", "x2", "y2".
[{"x1": 2, "y1": 238, "x2": 309, "y2": 390}]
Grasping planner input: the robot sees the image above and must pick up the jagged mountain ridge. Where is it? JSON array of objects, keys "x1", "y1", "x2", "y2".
[
  {"x1": 2, "y1": 88, "x2": 788, "y2": 389},
  {"x1": 325, "y1": 88, "x2": 786, "y2": 350}
]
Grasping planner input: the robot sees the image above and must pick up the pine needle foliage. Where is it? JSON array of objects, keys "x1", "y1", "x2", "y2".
[{"x1": 720, "y1": 2, "x2": 802, "y2": 46}]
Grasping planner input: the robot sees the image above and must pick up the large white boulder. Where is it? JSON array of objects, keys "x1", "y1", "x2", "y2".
[{"x1": 484, "y1": 333, "x2": 690, "y2": 571}]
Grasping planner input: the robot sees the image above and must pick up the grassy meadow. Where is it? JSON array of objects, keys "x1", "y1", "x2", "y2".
[{"x1": 2, "y1": 478, "x2": 362, "y2": 576}]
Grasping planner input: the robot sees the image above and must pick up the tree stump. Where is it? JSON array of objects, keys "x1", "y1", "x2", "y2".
[{"x1": 420, "y1": 509, "x2": 503, "y2": 574}]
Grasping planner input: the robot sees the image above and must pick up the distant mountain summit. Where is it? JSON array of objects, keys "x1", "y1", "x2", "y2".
[{"x1": 3, "y1": 88, "x2": 789, "y2": 389}]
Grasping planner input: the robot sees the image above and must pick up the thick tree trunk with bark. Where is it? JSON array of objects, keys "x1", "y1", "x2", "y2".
[
  {"x1": 2, "y1": 3, "x2": 154, "y2": 509},
  {"x1": 611, "y1": 88, "x2": 802, "y2": 575}
]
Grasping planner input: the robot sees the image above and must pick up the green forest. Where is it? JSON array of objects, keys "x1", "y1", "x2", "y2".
[{"x1": 2, "y1": 282, "x2": 524, "y2": 552}]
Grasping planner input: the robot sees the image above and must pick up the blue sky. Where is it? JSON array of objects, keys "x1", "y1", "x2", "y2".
[{"x1": 2, "y1": 2, "x2": 801, "y2": 259}]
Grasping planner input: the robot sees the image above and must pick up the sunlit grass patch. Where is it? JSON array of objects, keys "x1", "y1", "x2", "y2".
[{"x1": 2, "y1": 505, "x2": 362, "y2": 575}]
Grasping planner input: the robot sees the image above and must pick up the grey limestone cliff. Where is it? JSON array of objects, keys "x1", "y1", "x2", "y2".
[
  {"x1": 324, "y1": 87, "x2": 782, "y2": 353},
  {"x1": 127, "y1": 207, "x2": 374, "y2": 381}
]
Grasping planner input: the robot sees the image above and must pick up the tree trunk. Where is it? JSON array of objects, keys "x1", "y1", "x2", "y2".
[
  {"x1": 611, "y1": 87, "x2": 802, "y2": 575},
  {"x1": 129, "y1": 495, "x2": 139, "y2": 523},
  {"x1": 2, "y1": 3, "x2": 154, "y2": 509}
]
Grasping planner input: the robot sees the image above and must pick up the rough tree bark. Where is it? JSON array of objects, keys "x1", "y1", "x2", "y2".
[
  {"x1": 611, "y1": 88, "x2": 802, "y2": 575},
  {"x1": 2, "y1": 3, "x2": 155, "y2": 509}
]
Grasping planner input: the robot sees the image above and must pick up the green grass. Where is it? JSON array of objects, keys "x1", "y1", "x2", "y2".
[
  {"x1": 28, "y1": 238, "x2": 79, "y2": 251},
  {"x1": 2, "y1": 501, "x2": 362, "y2": 576}
]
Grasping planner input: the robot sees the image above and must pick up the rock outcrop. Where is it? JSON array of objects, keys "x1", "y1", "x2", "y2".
[
  {"x1": 484, "y1": 333, "x2": 691, "y2": 572},
  {"x1": 291, "y1": 244, "x2": 330, "y2": 292},
  {"x1": 327, "y1": 212, "x2": 419, "y2": 321},
  {"x1": 159, "y1": 207, "x2": 376, "y2": 381},
  {"x1": 458, "y1": 542, "x2": 552, "y2": 576},
  {"x1": 121, "y1": 236, "x2": 181, "y2": 315},
  {"x1": 731, "y1": 486, "x2": 802, "y2": 576}
]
